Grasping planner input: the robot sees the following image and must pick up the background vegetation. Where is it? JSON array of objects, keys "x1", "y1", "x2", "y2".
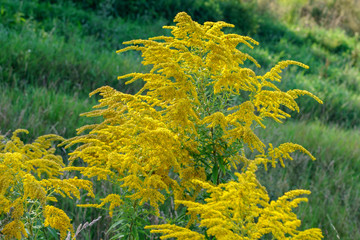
[{"x1": 0, "y1": 0, "x2": 359, "y2": 239}]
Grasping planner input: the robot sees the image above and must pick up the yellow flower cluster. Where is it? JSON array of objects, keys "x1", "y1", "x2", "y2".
[
  {"x1": 44, "y1": 206, "x2": 73, "y2": 240},
  {"x1": 65, "y1": 11, "x2": 323, "y2": 238},
  {"x1": 145, "y1": 224, "x2": 204, "y2": 240},
  {"x1": 65, "y1": 86, "x2": 205, "y2": 213},
  {"x1": 148, "y1": 164, "x2": 323, "y2": 239},
  {"x1": 0, "y1": 130, "x2": 94, "y2": 239},
  {"x1": 78, "y1": 193, "x2": 123, "y2": 217}
]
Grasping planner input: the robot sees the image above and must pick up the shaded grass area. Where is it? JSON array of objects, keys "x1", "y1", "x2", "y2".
[
  {"x1": 249, "y1": 25, "x2": 360, "y2": 128},
  {"x1": 1, "y1": 0, "x2": 170, "y2": 49},
  {"x1": 255, "y1": 120, "x2": 360, "y2": 239},
  {"x1": 0, "y1": 23, "x2": 146, "y2": 97},
  {"x1": 0, "y1": 86, "x2": 98, "y2": 140},
  {"x1": 0, "y1": 0, "x2": 160, "y2": 140}
]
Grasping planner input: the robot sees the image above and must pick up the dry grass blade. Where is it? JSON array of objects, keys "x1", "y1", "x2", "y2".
[{"x1": 65, "y1": 216, "x2": 102, "y2": 240}]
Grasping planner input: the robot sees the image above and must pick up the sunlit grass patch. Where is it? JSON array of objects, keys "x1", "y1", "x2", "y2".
[{"x1": 256, "y1": 120, "x2": 360, "y2": 239}]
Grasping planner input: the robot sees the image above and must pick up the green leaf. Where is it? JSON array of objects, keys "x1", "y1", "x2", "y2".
[
  {"x1": 107, "y1": 219, "x2": 125, "y2": 234},
  {"x1": 226, "y1": 169, "x2": 237, "y2": 181},
  {"x1": 218, "y1": 157, "x2": 226, "y2": 175}
]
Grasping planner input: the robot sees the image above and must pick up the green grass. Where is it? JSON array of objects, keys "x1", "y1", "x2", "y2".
[
  {"x1": 0, "y1": 86, "x2": 98, "y2": 140},
  {"x1": 249, "y1": 24, "x2": 360, "y2": 128},
  {"x1": 0, "y1": 0, "x2": 170, "y2": 49},
  {"x1": 255, "y1": 120, "x2": 360, "y2": 239},
  {"x1": 0, "y1": 23, "x2": 147, "y2": 97},
  {"x1": 0, "y1": 0, "x2": 164, "y2": 140}
]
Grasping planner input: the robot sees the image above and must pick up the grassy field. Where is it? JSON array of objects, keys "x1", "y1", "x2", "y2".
[
  {"x1": 1, "y1": 0, "x2": 359, "y2": 239},
  {"x1": 255, "y1": 120, "x2": 360, "y2": 239}
]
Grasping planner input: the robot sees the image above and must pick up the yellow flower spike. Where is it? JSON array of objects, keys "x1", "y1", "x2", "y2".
[
  {"x1": 1, "y1": 220, "x2": 28, "y2": 240},
  {"x1": 287, "y1": 89, "x2": 323, "y2": 104},
  {"x1": 78, "y1": 194, "x2": 124, "y2": 218},
  {"x1": 40, "y1": 177, "x2": 95, "y2": 199},
  {"x1": 150, "y1": 171, "x2": 321, "y2": 240},
  {"x1": 263, "y1": 60, "x2": 309, "y2": 82},
  {"x1": 266, "y1": 142, "x2": 316, "y2": 168},
  {"x1": 0, "y1": 195, "x2": 11, "y2": 214},
  {"x1": 44, "y1": 205, "x2": 74, "y2": 240},
  {"x1": 99, "y1": 194, "x2": 123, "y2": 217},
  {"x1": 293, "y1": 229, "x2": 324, "y2": 239},
  {"x1": 23, "y1": 174, "x2": 47, "y2": 205},
  {"x1": 201, "y1": 112, "x2": 228, "y2": 131},
  {"x1": 10, "y1": 198, "x2": 24, "y2": 220},
  {"x1": 0, "y1": 130, "x2": 94, "y2": 239},
  {"x1": 145, "y1": 224, "x2": 205, "y2": 240}
]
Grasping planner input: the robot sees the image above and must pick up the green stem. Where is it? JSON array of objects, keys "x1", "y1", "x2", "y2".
[
  {"x1": 210, "y1": 126, "x2": 220, "y2": 185},
  {"x1": 128, "y1": 200, "x2": 138, "y2": 240},
  {"x1": 41, "y1": 224, "x2": 49, "y2": 240}
]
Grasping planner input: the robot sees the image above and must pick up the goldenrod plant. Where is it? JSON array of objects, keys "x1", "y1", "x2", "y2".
[
  {"x1": 63, "y1": 12, "x2": 323, "y2": 239},
  {"x1": 0, "y1": 11, "x2": 324, "y2": 240},
  {"x1": 0, "y1": 130, "x2": 94, "y2": 239}
]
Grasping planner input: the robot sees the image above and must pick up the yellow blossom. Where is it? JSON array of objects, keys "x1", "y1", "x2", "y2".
[
  {"x1": 78, "y1": 194, "x2": 123, "y2": 217},
  {"x1": 44, "y1": 205, "x2": 74, "y2": 240},
  {"x1": 1, "y1": 220, "x2": 28, "y2": 240},
  {"x1": 150, "y1": 169, "x2": 322, "y2": 240},
  {"x1": 145, "y1": 224, "x2": 205, "y2": 240},
  {"x1": 0, "y1": 130, "x2": 94, "y2": 239},
  {"x1": 65, "y1": 11, "x2": 323, "y2": 239}
]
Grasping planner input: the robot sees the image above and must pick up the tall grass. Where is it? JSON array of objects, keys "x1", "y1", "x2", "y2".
[
  {"x1": 257, "y1": 0, "x2": 360, "y2": 36},
  {"x1": 0, "y1": 86, "x2": 98, "y2": 140},
  {"x1": 0, "y1": 0, "x2": 170, "y2": 48},
  {"x1": 247, "y1": 25, "x2": 360, "y2": 128},
  {"x1": 0, "y1": 24, "x2": 146, "y2": 97},
  {"x1": 255, "y1": 120, "x2": 360, "y2": 239}
]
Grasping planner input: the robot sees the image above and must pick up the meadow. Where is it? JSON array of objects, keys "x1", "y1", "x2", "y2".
[{"x1": 0, "y1": 0, "x2": 359, "y2": 239}]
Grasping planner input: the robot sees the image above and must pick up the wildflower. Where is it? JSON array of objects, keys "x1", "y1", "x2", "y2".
[
  {"x1": 67, "y1": 11, "x2": 323, "y2": 239},
  {"x1": 1, "y1": 220, "x2": 28, "y2": 240},
  {"x1": 149, "y1": 169, "x2": 323, "y2": 240},
  {"x1": 44, "y1": 206, "x2": 74, "y2": 239},
  {"x1": 0, "y1": 130, "x2": 94, "y2": 240}
]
